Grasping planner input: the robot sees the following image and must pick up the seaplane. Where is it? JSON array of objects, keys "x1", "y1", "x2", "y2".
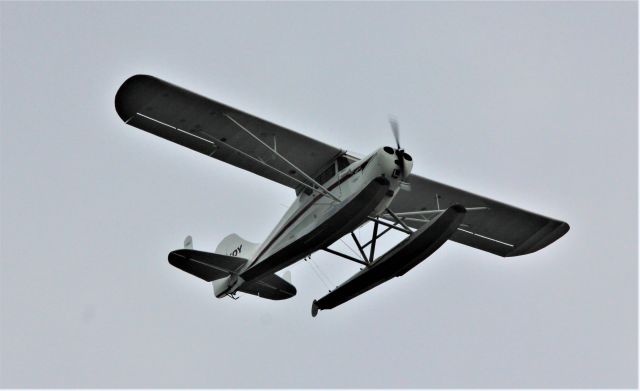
[{"x1": 115, "y1": 75, "x2": 570, "y2": 317}]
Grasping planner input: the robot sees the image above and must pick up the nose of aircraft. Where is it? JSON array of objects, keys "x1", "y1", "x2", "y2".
[
  {"x1": 380, "y1": 146, "x2": 413, "y2": 179},
  {"x1": 398, "y1": 149, "x2": 413, "y2": 178}
]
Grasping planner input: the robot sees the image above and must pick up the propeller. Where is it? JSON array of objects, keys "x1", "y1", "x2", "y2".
[
  {"x1": 389, "y1": 116, "x2": 406, "y2": 177},
  {"x1": 390, "y1": 116, "x2": 401, "y2": 150}
]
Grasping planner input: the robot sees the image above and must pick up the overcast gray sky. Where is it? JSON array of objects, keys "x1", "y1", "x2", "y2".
[{"x1": 1, "y1": 1, "x2": 637, "y2": 388}]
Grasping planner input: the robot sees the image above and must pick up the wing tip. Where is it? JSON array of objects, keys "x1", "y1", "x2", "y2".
[
  {"x1": 114, "y1": 74, "x2": 158, "y2": 123},
  {"x1": 507, "y1": 220, "x2": 570, "y2": 257}
]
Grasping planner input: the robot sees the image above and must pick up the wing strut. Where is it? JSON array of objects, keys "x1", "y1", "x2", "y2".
[
  {"x1": 350, "y1": 232, "x2": 370, "y2": 263},
  {"x1": 322, "y1": 247, "x2": 368, "y2": 266},
  {"x1": 384, "y1": 208, "x2": 413, "y2": 232},
  {"x1": 323, "y1": 216, "x2": 414, "y2": 267},
  {"x1": 224, "y1": 113, "x2": 341, "y2": 202},
  {"x1": 128, "y1": 112, "x2": 333, "y2": 199}
]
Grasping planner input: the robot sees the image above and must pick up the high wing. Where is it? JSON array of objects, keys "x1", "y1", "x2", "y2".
[
  {"x1": 115, "y1": 75, "x2": 343, "y2": 189},
  {"x1": 389, "y1": 175, "x2": 569, "y2": 257}
]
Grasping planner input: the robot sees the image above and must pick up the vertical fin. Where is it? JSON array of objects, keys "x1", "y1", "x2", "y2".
[
  {"x1": 215, "y1": 233, "x2": 259, "y2": 259},
  {"x1": 184, "y1": 235, "x2": 193, "y2": 249},
  {"x1": 282, "y1": 270, "x2": 292, "y2": 284}
]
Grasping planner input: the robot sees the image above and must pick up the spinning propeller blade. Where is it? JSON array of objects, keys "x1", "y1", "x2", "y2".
[
  {"x1": 389, "y1": 116, "x2": 401, "y2": 150},
  {"x1": 389, "y1": 116, "x2": 406, "y2": 177}
]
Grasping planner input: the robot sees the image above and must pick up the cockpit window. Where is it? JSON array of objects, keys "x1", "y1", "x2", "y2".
[
  {"x1": 314, "y1": 164, "x2": 336, "y2": 186},
  {"x1": 336, "y1": 156, "x2": 350, "y2": 172},
  {"x1": 295, "y1": 155, "x2": 354, "y2": 196}
]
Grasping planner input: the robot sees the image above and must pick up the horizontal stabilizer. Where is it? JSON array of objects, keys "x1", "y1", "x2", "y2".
[
  {"x1": 168, "y1": 249, "x2": 247, "y2": 282},
  {"x1": 238, "y1": 272, "x2": 296, "y2": 300},
  {"x1": 312, "y1": 204, "x2": 466, "y2": 316}
]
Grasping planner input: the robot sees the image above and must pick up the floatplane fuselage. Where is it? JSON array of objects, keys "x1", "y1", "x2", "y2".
[{"x1": 214, "y1": 146, "x2": 413, "y2": 298}]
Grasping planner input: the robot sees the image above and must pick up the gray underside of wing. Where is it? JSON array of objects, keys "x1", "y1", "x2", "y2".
[
  {"x1": 389, "y1": 174, "x2": 570, "y2": 257},
  {"x1": 115, "y1": 75, "x2": 344, "y2": 189}
]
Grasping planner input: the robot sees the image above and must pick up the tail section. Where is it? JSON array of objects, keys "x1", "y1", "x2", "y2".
[
  {"x1": 169, "y1": 234, "x2": 296, "y2": 300},
  {"x1": 168, "y1": 249, "x2": 247, "y2": 282}
]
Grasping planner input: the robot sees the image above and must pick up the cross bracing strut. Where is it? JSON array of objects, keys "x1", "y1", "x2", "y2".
[
  {"x1": 366, "y1": 216, "x2": 412, "y2": 235},
  {"x1": 324, "y1": 215, "x2": 415, "y2": 266},
  {"x1": 368, "y1": 220, "x2": 379, "y2": 263},
  {"x1": 350, "y1": 233, "x2": 369, "y2": 264},
  {"x1": 385, "y1": 208, "x2": 412, "y2": 232},
  {"x1": 321, "y1": 248, "x2": 369, "y2": 266},
  {"x1": 362, "y1": 224, "x2": 396, "y2": 248}
]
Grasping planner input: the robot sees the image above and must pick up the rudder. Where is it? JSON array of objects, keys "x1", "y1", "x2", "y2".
[{"x1": 215, "y1": 233, "x2": 259, "y2": 259}]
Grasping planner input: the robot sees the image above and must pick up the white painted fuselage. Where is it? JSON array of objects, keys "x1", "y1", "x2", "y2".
[
  {"x1": 252, "y1": 147, "x2": 411, "y2": 270},
  {"x1": 214, "y1": 147, "x2": 413, "y2": 297}
]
